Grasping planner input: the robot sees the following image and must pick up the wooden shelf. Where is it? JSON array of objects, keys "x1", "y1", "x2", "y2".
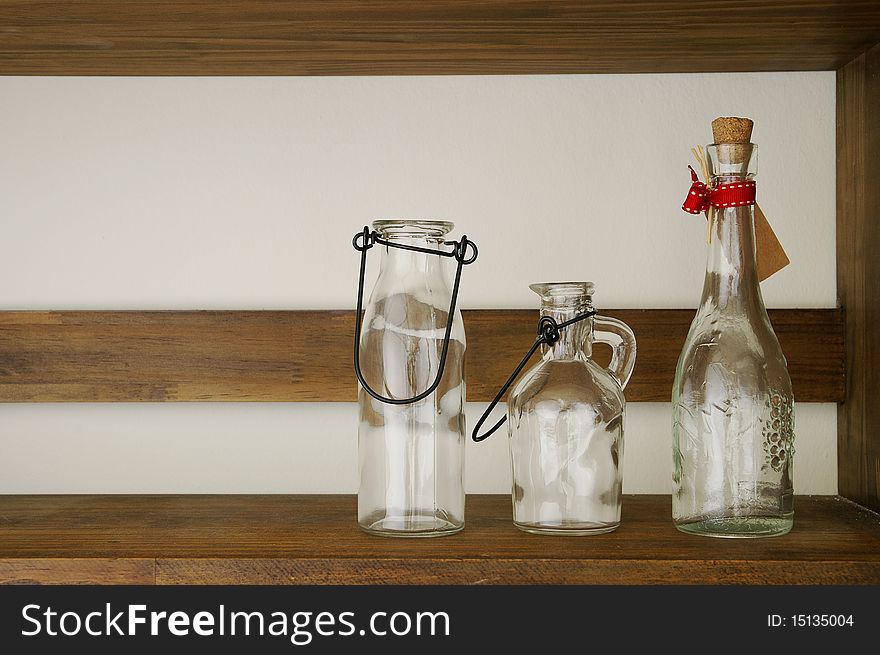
[
  {"x1": 0, "y1": 495, "x2": 877, "y2": 585},
  {"x1": 0, "y1": 2, "x2": 877, "y2": 572},
  {"x1": 1, "y1": 1, "x2": 879, "y2": 75},
  {"x1": 837, "y1": 43, "x2": 880, "y2": 511},
  {"x1": 0, "y1": 309, "x2": 844, "y2": 403}
]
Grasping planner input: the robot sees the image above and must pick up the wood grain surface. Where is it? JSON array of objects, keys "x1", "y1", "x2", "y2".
[
  {"x1": 0, "y1": 495, "x2": 877, "y2": 585},
  {"x1": 837, "y1": 44, "x2": 880, "y2": 512},
  {"x1": 1, "y1": 1, "x2": 879, "y2": 75},
  {"x1": 0, "y1": 309, "x2": 844, "y2": 403}
]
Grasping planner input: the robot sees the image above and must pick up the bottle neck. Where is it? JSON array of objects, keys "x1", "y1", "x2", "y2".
[
  {"x1": 540, "y1": 304, "x2": 592, "y2": 360},
  {"x1": 378, "y1": 233, "x2": 447, "y2": 277},
  {"x1": 699, "y1": 200, "x2": 763, "y2": 313}
]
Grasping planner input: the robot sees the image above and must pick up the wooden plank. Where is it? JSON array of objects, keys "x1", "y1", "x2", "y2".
[
  {"x1": 156, "y1": 558, "x2": 879, "y2": 586},
  {"x1": 1, "y1": 1, "x2": 879, "y2": 76},
  {"x1": 0, "y1": 309, "x2": 844, "y2": 403},
  {"x1": 0, "y1": 559, "x2": 155, "y2": 585},
  {"x1": 837, "y1": 44, "x2": 880, "y2": 511},
  {"x1": 468, "y1": 309, "x2": 845, "y2": 404},
  {"x1": 0, "y1": 495, "x2": 876, "y2": 585}
]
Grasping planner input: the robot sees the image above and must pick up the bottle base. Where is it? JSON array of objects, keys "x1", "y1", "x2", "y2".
[
  {"x1": 359, "y1": 513, "x2": 464, "y2": 538},
  {"x1": 675, "y1": 514, "x2": 793, "y2": 539},
  {"x1": 514, "y1": 520, "x2": 619, "y2": 536}
]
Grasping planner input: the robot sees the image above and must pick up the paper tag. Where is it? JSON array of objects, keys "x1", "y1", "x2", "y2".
[{"x1": 754, "y1": 204, "x2": 790, "y2": 281}]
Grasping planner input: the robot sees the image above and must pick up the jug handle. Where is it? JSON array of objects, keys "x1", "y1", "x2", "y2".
[
  {"x1": 472, "y1": 311, "x2": 596, "y2": 442},
  {"x1": 592, "y1": 315, "x2": 637, "y2": 390}
]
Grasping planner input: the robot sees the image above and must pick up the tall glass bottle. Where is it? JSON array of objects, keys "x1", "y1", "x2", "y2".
[
  {"x1": 357, "y1": 220, "x2": 467, "y2": 537},
  {"x1": 673, "y1": 140, "x2": 794, "y2": 538}
]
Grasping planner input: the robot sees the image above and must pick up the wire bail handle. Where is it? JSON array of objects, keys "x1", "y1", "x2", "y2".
[
  {"x1": 352, "y1": 226, "x2": 478, "y2": 406},
  {"x1": 471, "y1": 309, "x2": 597, "y2": 442}
]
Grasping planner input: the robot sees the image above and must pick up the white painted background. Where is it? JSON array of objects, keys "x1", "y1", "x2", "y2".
[{"x1": 0, "y1": 73, "x2": 837, "y2": 494}]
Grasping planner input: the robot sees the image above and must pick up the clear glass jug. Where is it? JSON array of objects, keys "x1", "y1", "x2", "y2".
[
  {"x1": 673, "y1": 142, "x2": 795, "y2": 538},
  {"x1": 475, "y1": 282, "x2": 636, "y2": 535},
  {"x1": 353, "y1": 220, "x2": 477, "y2": 537}
]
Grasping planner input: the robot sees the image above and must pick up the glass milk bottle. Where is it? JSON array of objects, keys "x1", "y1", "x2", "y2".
[
  {"x1": 673, "y1": 119, "x2": 794, "y2": 538},
  {"x1": 504, "y1": 282, "x2": 636, "y2": 535},
  {"x1": 353, "y1": 220, "x2": 477, "y2": 537}
]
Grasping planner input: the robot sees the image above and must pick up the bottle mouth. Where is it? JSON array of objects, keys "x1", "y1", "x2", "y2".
[
  {"x1": 529, "y1": 282, "x2": 595, "y2": 308},
  {"x1": 373, "y1": 219, "x2": 454, "y2": 239},
  {"x1": 707, "y1": 143, "x2": 757, "y2": 179}
]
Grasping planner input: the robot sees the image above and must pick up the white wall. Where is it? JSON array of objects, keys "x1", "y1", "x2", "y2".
[{"x1": 0, "y1": 74, "x2": 837, "y2": 494}]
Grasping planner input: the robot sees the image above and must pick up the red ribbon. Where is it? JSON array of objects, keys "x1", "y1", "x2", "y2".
[{"x1": 682, "y1": 165, "x2": 756, "y2": 215}]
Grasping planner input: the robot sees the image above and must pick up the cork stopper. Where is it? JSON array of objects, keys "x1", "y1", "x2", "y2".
[
  {"x1": 711, "y1": 117, "x2": 753, "y2": 144},
  {"x1": 711, "y1": 116, "x2": 754, "y2": 166}
]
